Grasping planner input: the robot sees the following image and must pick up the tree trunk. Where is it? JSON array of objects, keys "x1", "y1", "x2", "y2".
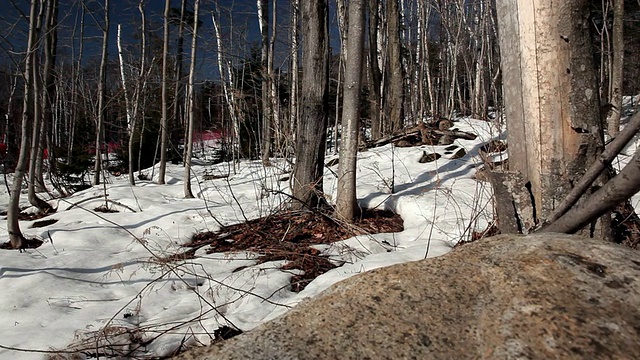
[
  {"x1": 27, "y1": 1, "x2": 50, "y2": 211},
  {"x1": 291, "y1": 0, "x2": 330, "y2": 210},
  {"x1": 7, "y1": 0, "x2": 39, "y2": 249},
  {"x1": 116, "y1": 24, "x2": 135, "y2": 185},
  {"x1": 183, "y1": 0, "x2": 200, "y2": 199},
  {"x1": 606, "y1": 0, "x2": 624, "y2": 137},
  {"x1": 93, "y1": 0, "x2": 109, "y2": 186},
  {"x1": 368, "y1": 0, "x2": 382, "y2": 139},
  {"x1": 496, "y1": 0, "x2": 604, "y2": 234},
  {"x1": 386, "y1": 0, "x2": 404, "y2": 133},
  {"x1": 42, "y1": 0, "x2": 59, "y2": 185},
  {"x1": 269, "y1": 0, "x2": 280, "y2": 155},
  {"x1": 258, "y1": 0, "x2": 271, "y2": 165},
  {"x1": 172, "y1": 0, "x2": 187, "y2": 166},
  {"x1": 212, "y1": 9, "x2": 240, "y2": 166},
  {"x1": 289, "y1": 0, "x2": 300, "y2": 158},
  {"x1": 158, "y1": 0, "x2": 170, "y2": 184},
  {"x1": 336, "y1": 0, "x2": 366, "y2": 221}
]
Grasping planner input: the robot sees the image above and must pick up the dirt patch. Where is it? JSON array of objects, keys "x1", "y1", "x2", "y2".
[
  {"x1": 181, "y1": 209, "x2": 404, "y2": 291},
  {"x1": 0, "y1": 236, "x2": 44, "y2": 250}
]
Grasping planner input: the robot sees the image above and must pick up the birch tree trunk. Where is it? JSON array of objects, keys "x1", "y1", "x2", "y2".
[
  {"x1": 289, "y1": 0, "x2": 299, "y2": 157},
  {"x1": 258, "y1": 0, "x2": 271, "y2": 165},
  {"x1": 158, "y1": 0, "x2": 170, "y2": 185},
  {"x1": 269, "y1": 0, "x2": 280, "y2": 155},
  {"x1": 172, "y1": 0, "x2": 187, "y2": 165},
  {"x1": 183, "y1": 0, "x2": 200, "y2": 199},
  {"x1": 291, "y1": 0, "x2": 329, "y2": 210},
  {"x1": 42, "y1": 0, "x2": 59, "y2": 183},
  {"x1": 27, "y1": 2, "x2": 50, "y2": 210},
  {"x1": 212, "y1": 9, "x2": 240, "y2": 167},
  {"x1": 7, "y1": 0, "x2": 39, "y2": 248},
  {"x1": 496, "y1": 0, "x2": 604, "y2": 234},
  {"x1": 336, "y1": 0, "x2": 366, "y2": 221},
  {"x1": 93, "y1": 0, "x2": 109, "y2": 186},
  {"x1": 116, "y1": 24, "x2": 136, "y2": 185},
  {"x1": 606, "y1": 0, "x2": 624, "y2": 137}
]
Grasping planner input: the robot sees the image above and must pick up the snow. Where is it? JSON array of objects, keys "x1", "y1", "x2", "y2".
[{"x1": 0, "y1": 118, "x2": 499, "y2": 359}]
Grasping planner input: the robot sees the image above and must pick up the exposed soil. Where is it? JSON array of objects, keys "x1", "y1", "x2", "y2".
[
  {"x1": 181, "y1": 209, "x2": 404, "y2": 292},
  {"x1": 0, "y1": 236, "x2": 44, "y2": 250}
]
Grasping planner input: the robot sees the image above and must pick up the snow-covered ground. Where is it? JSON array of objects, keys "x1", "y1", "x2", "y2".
[{"x1": 0, "y1": 117, "x2": 503, "y2": 358}]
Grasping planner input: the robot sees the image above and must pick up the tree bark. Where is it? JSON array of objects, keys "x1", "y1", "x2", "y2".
[
  {"x1": 258, "y1": 0, "x2": 271, "y2": 165},
  {"x1": 93, "y1": 0, "x2": 109, "y2": 186},
  {"x1": 368, "y1": 0, "x2": 382, "y2": 140},
  {"x1": 289, "y1": 0, "x2": 299, "y2": 157},
  {"x1": 606, "y1": 0, "x2": 624, "y2": 137},
  {"x1": 336, "y1": 0, "x2": 366, "y2": 221},
  {"x1": 495, "y1": 0, "x2": 603, "y2": 233},
  {"x1": 386, "y1": 0, "x2": 404, "y2": 133},
  {"x1": 158, "y1": 0, "x2": 171, "y2": 185},
  {"x1": 291, "y1": 0, "x2": 330, "y2": 210},
  {"x1": 183, "y1": 0, "x2": 200, "y2": 199},
  {"x1": 27, "y1": 1, "x2": 50, "y2": 211},
  {"x1": 7, "y1": 0, "x2": 39, "y2": 248}
]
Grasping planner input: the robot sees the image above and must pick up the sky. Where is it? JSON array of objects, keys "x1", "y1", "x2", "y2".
[{"x1": 0, "y1": 0, "x2": 341, "y2": 80}]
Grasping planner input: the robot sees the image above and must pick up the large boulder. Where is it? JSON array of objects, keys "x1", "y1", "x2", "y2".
[{"x1": 176, "y1": 233, "x2": 640, "y2": 359}]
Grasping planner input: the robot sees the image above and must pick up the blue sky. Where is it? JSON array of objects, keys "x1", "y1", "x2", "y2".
[{"x1": 0, "y1": 0, "x2": 342, "y2": 80}]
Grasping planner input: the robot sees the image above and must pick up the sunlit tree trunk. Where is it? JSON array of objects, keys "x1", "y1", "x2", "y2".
[
  {"x1": 42, "y1": 0, "x2": 59, "y2": 186},
  {"x1": 258, "y1": 0, "x2": 271, "y2": 165},
  {"x1": 291, "y1": 0, "x2": 329, "y2": 210},
  {"x1": 336, "y1": 0, "x2": 366, "y2": 221},
  {"x1": 269, "y1": 0, "x2": 280, "y2": 155},
  {"x1": 183, "y1": 0, "x2": 200, "y2": 198},
  {"x1": 93, "y1": 0, "x2": 109, "y2": 185},
  {"x1": 7, "y1": 0, "x2": 39, "y2": 248},
  {"x1": 496, "y1": 0, "x2": 604, "y2": 235},
  {"x1": 158, "y1": 0, "x2": 170, "y2": 185},
  {"x1": 27, "y1": 1, "x2": 50, "y2": 210},
  {"x1": 606, "y1": 0, "x2": 624, "y2": 137},
  {"x1": 172, "y1": 0, "x2": 187, "y2": 165},
  {"x1": 289, "y1": 0, "x2": 299, "y2": 157},
  {"x1": 212, "y1": 9, "x2": 240, "y2": 167}
]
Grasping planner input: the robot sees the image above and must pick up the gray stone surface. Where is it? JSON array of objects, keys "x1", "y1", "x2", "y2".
[{"x1": 175, "y1": 233, "x2": 640, "y2": 359}]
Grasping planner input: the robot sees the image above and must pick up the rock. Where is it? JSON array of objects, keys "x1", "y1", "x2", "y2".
[
  {"x1": 438, "y1": 134, "x2": 454, "y2": 145},
  {"x1": 175, "y1": 234, "x2": 640, "y2": 360},
  {"x1": 419, "y1": 151, "x2": 441, "y2": 163},
  {"x1": 450, "y1": 148, "x2": 467, "y2": 159},
  {"x1": 438, "y1": 119, "x2": 454, "y2": 130}
]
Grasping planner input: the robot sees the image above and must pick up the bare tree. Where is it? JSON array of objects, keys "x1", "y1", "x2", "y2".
[
  {"x1": 211, "y1": 7, "x2": 240, "y2": 168},
  {"x1": 7, "y1": 0, "x2": 39, "y2": 249},
  {"x1": 258, "y1": 0, "x2": 271, "y2": 165},
  {"x1": 288, "y1": 0, "x2": 299, "y2": 156},
  {"x1": 386, "y1": 0, "x2": 404, "y2": 133},
  {"x1": 291, "y1": 0, "x2": 330, "y2": 210},
  {"x1": 183, "y1": 0, "x2": 201, "y2": 198},
  {"x1": 92, "y1": 0, "x2": 109, "y2": 186},
  {"x1": 606, "y1": 0, "x2": 625, "y2": 137},
  {"x1": 368, "y1": 0, "x2": 382, "y2": 139},
  {"x1": 158, "y1": 0, "x2": 171, "y2": 185},
  {"x1": 26, "y1": 1, "x2": 51, "y2": 210},
  {"x1": 336, "y1": 0, "x2": 366, "y2": 221}
]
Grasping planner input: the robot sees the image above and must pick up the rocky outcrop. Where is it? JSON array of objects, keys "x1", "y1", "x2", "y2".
[{"x1": 175, "y1": 233, "x2": 640, "y2": 359}]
